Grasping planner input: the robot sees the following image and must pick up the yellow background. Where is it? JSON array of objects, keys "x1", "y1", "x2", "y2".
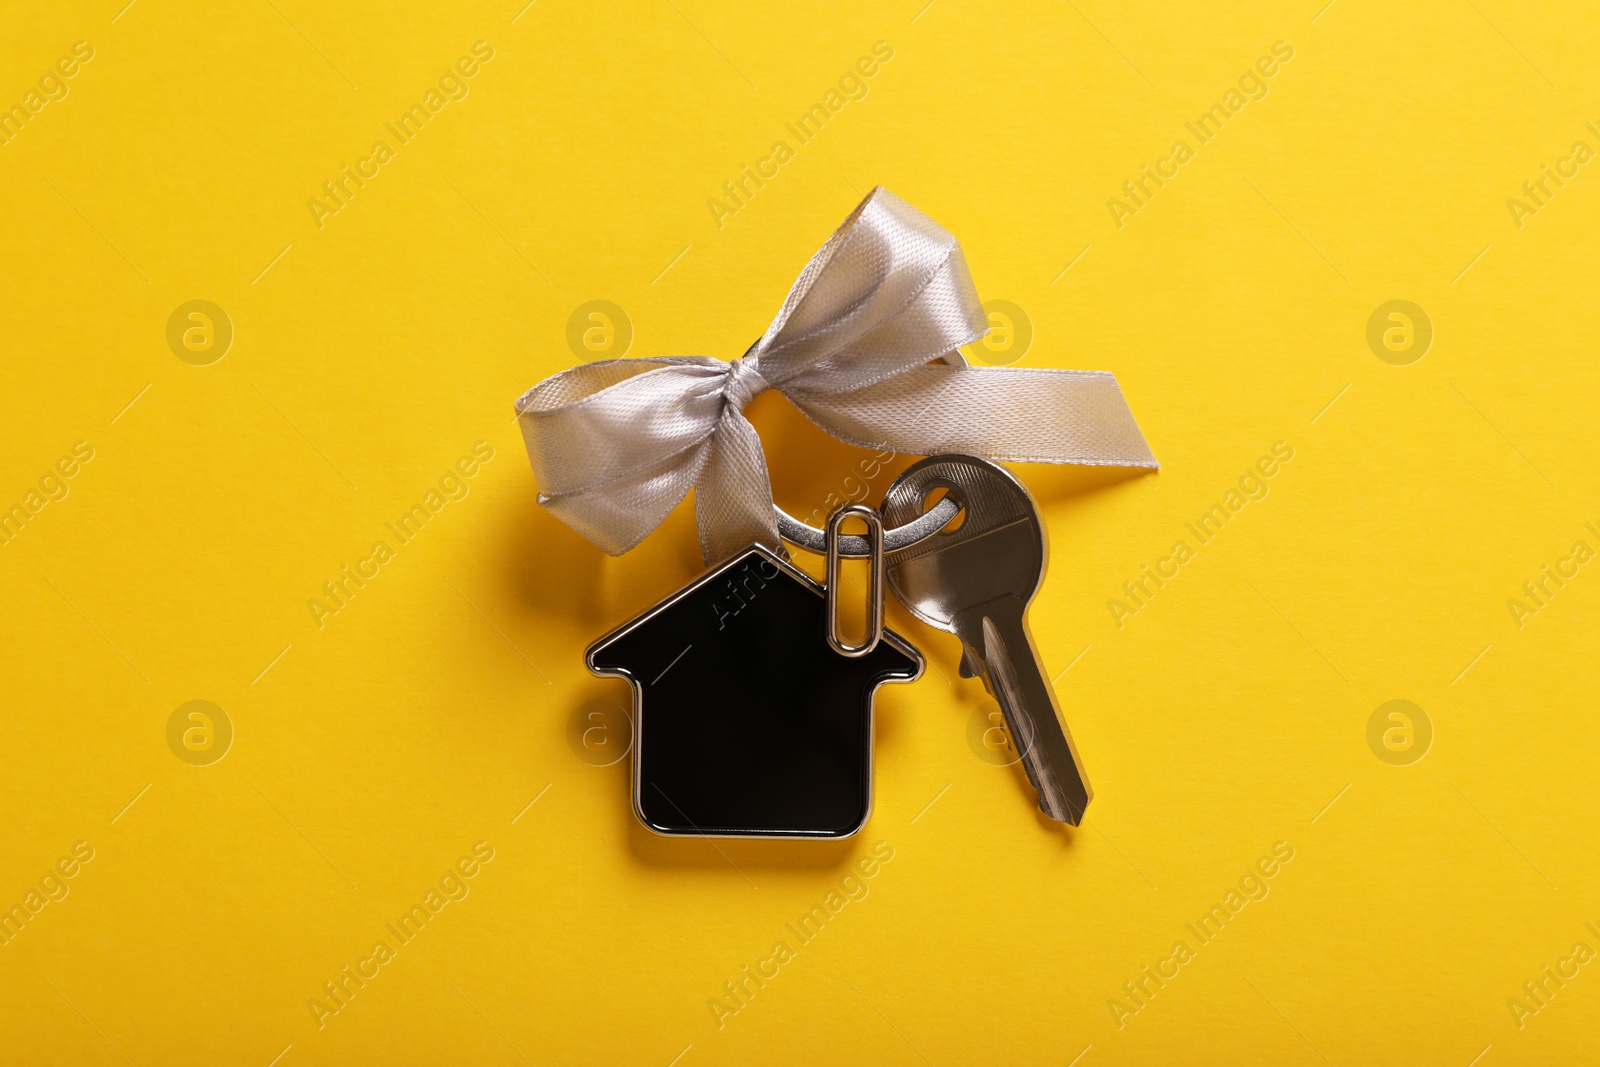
[{"x1": 2, "y1": 0, "x2": 1597, "y2": 1063}]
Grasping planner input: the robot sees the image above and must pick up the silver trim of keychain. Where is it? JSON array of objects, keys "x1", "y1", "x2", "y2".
[
  {"x1": 778, "y1": 496, "x2": 960, "y2": 558},
  {"x1": 824, "y1": 505, "x2": 886, "y2": 657}
]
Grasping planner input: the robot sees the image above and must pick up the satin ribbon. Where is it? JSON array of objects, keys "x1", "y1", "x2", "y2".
[{"x1": 515, "y1": 187, "x2": 1157, "y2": 564}]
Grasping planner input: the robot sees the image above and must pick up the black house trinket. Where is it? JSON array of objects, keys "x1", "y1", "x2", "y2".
[{"x1": 587, "y1": 544, "x2": 922, "y2": 838}]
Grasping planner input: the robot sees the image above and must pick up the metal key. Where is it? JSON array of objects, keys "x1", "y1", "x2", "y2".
[{"x1": 881, "y1": 455, "x2": 1091, "y2": 824}]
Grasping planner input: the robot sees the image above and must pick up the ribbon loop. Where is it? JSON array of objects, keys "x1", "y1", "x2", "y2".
[{"x1": 515, "y1": 187, "x2": 1158, "y2": 564}]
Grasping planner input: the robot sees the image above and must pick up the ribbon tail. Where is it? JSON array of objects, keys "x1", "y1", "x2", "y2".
[
  {"x1": 786, "y1": 364, "x2": 1158, "y2": 467},
  {"x1": 694, "y1": 411, "x2": 784, "y2": 564}
]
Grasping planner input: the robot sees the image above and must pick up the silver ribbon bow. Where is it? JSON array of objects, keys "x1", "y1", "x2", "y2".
[{"x1": 515, "y1": 187, "x2": 1157, "y2": 564}]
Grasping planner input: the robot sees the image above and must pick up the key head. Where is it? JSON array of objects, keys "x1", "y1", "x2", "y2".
[{"x1": 881, "y1": 455, "x2": 1047, "y2": 630}]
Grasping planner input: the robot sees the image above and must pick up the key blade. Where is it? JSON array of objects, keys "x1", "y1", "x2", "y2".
[{"x1": 976, "y1": 611, "x2": 1091, "y2": 825}]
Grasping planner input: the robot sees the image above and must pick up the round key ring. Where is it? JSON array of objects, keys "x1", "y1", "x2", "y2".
[
  {"x1": 778, "y1": 495, "x2": 960, "y2": 558},
  {"x1": 774, "y1": 350, "x2": 968, "y2": 560}
]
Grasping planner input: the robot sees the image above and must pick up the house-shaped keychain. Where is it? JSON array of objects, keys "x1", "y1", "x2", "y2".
[{"x1": 588, "y1": 544, "x2": 923, "y2": 838}]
